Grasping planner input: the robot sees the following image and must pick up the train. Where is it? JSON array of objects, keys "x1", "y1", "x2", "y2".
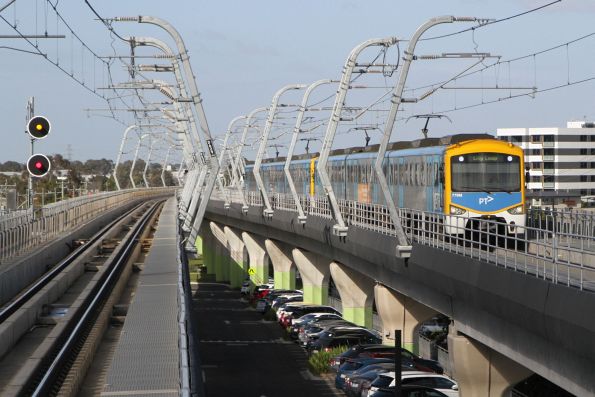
[{"x1": 243, "y1": 134, "x2": 526, "y2": 238}]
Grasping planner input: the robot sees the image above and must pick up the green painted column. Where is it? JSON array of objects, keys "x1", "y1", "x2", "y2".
[
  {"x1": 329, "y1": 262, "x2": 375, "y2": 329},
  {"x1": 210, "y1": 222, "x2": 229, "y2": 283},
  {"x1": 224, "y1": 227, "x2": 247, "y2": 289},
  {"x1": 250, "y1": 265, "x2": 267, "y2": 286},
  {"x1": 228, "y1": 257, "x2": 245, "y2": 289},
  {"x1": 292, "y1": 249, "x2": 330, "y2": 306},
  {"x1": 274, "y1": 269, "x2": 296, "y2": 290},
  {"x1": 265, "y1": 239, "x2": 296, "y2": 291},
  {"x1": 243, "y1": 232, "x2": 269, "y2": 288},
  {"x1": 195, "y1": 235, "x2": 203, "y2": 256},
  {"x1": 302, "y1": 284, "x2": 328, "y2": 305},
  {"x1": 202, "y1": 240, "x2": 215, "y2": 275},
  {"x1": 214, "y1": 241, "x2": 226, "y2": 282},
  {"x1": 342, "y1": 307, "x2": 373, "y2": 328}
]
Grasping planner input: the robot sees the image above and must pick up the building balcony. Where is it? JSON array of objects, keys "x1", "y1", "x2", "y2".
[
  {"x1": 543, "y1": 169, "x2": 555, "y2": 175},
  {"x1": 543, "y1": 182, "x2": 555, "y2": 189}
]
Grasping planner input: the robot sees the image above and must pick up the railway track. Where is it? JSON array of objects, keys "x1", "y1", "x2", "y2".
[{"x1": 0, "y1": 199, "x2": 165, "y2": 396}]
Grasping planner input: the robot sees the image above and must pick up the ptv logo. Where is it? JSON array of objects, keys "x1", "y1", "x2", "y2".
[{"x1": 479, "y1": 196, "x2": 494, "y2": 205}]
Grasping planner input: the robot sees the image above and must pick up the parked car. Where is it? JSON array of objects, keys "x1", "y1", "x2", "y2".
[
  {"x1": 335, "y1": 357, "x2": 395, "y2": 390},
  {"x1": 330, "y1": 344, "x2": 398, "y2": 372},
  {"x1": 280, "y1": 305, "x2": 341, "y2": 327},
  {"x1": 299, "y1": 320, "x2": 357, "y2": 347},
  {"x1": 310, "y1": 334, "x2": 382, "y2": 354},
  {"x1": 271, "y1": 293, "x2": 304, "y2": 311},
  {"x1": 276, "y1": 301, "x2": 309, "y2": 322},
  {"x1": 343, "y1": 363, "x2": 417, "y2": 397},
  {"x1": 255, "y1": 289, "x2": 302, "y2": 312},
  {"x1": 367, "y1": 371, "x2": 458, "y2": 397},
  {"x1": 364, "y1": 384, "x2": 450, "y2": 397},
  {"x1": 271, "y1": 294, "x2": 304, "y2": 312},
  {"x1": 419, "y1": 315, "x2": 450, "y2": 337},
  {"x1": 289, "y1": 312, "x2": 343, "y2": 339},
  {"x1": 309, "y1": 330, "x2": 382, "y2": 354},
  {"x1": 240, "y1": 280, "x2": 252, "y2": 295}
]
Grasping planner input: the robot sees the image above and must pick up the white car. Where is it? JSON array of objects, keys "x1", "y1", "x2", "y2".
[
  {"x1": 367, "y1": 371, "x2": 459, "y2": 397},
  {"x1": 240, "y1": 281, "x2": 252, "y2": 294}
]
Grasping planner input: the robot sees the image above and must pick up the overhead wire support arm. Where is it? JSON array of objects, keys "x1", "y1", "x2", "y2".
[
  {"x1": 373, "y1": 15, "x2": 480, "y2": 259},
  {"x1": 317, "y1": 36, "x2": 397, "y2": 237},
  {"x1": 235, "y1": 107, "x2": 268, "y2": 213},
  {"x1": 217, "y1": 115, "x2": 248, "y2": 209},
  {"x1": 254, "y1": 84, "x2": 306, "y2": 218},
  {"x1": 126, "y1": 35, "x2": 208, "y2": 226},
  {"x1": 114, "y1": 15, "x2": 219, "y2": 250},
  {"x1": 285, "y1": 79, "x2": 337, "y2": 224}
]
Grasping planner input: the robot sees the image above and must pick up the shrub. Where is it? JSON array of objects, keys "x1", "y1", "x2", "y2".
[
  {"x1": 307, "y1": 346, "x2": 349, "y2": 375},
  {"x1": 263, "y1": 308, "x2": 277, "y2": 321}
]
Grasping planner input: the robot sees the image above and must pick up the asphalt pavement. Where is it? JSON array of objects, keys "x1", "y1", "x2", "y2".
[{"x1": 191, "y1": 280, "x2": 343, "y2": 397}]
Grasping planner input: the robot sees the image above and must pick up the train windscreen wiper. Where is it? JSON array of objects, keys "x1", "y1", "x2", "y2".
[{"x1": 457, "y1": 186, "x2": 493, "y2": 194}]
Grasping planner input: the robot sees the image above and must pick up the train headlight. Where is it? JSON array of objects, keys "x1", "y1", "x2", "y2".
[
  {"x1": 507, "y1": 205, "x2": 524, "y2": 215},
  {"x1": 450, "y1": 205, "x2": 467, "y2": 215}
]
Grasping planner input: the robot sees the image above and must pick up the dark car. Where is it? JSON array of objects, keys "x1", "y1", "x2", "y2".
[
  {"x1": 335, "y1": 357, "x2": 395, "y2": 390},
  {"x1": 331, "y1": 344, "x2": 398, "y2": 372},
  {"x1": 289, "y1": 312, "x2": 344, "y2": 339},
  {"x1": 255, "y1": 289, "x2": 302, "y2": 312},
  {"x1": 299, "y1": 319, "x2": 356, "y2": 346},
  {"x1": 344, "y1": 363, "x2": 416, "y2": 397},
  {"x1": 280, "y1": 305, "x2": 341, "y2": 327},
  {"x1": 370, "y1": 385, "x2": 449, "y2": 397},
  {"x1": 272, "y1": 294, "x2": 304, "y2": 312},
  {"x1": 309, "y1": 331, "x2": 382, "y2": 354},
  {"x1": 400, "y1": 348, "x2": 444, "y2": 374}
]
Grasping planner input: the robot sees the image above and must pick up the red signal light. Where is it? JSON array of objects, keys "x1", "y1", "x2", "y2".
[{"x1": 27, "y1": 154, "x2": 51, "y2": 177}]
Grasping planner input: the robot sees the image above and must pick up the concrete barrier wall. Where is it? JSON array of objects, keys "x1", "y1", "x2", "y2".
[{"x1": 0, "y1": 198, "x2": 147, "y2": 306}]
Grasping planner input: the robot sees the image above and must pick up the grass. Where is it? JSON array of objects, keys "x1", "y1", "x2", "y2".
[{"x1": 307, "y1": 346, "x2": 349, "y2": 375}]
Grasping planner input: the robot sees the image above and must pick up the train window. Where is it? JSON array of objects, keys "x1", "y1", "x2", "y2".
[{"x1": 451, "y1": 153, "x2": 521, "y2": 192}]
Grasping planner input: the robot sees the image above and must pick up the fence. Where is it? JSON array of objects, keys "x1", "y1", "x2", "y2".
[
  {"x1": 213, "y1": 188, "x2": 595, "y2": 292},
  {"x1": 0, "y1": 188, "x2": 173, "y2": 264}
]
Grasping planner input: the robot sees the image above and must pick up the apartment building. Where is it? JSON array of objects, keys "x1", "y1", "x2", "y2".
[{"x1": 497, "y1": 121, "x2": 595, "y2": 207}]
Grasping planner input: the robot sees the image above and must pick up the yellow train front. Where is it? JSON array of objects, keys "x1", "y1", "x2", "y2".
[{"x1": 444, "y1": 139, "x2": 525, "y2": 238}]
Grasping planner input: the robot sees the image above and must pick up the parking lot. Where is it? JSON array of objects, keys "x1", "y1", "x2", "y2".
[{"x1": 192, "y1": 281, "x2": 343, "y2": 397}]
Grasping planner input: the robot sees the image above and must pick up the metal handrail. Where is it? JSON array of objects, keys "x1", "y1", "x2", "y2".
[
  {"x1": 213, "y1": 189, "x2": 595, "y2": 291},
  {"x1": 0, "y1": 188, "x2": 173, "y2": 264}
]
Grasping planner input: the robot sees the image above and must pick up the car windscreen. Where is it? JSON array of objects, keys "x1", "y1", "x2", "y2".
[{"x1": 370, "y1": 375, "x2": 393, "y2": 388}]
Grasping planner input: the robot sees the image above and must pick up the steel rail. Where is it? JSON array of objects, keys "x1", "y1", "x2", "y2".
[
  {"x1": 30, "y1": 200, "x2": 164, "y2": 396},
  {"x1": 0, "y1": 201, "x2": 146, "y2": 324}
]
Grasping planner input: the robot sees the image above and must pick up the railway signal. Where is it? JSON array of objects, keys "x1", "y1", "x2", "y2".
[
  {"x1": 26, "y1": 115, "x2": 51, "y2": 140},
  {"x1": 27, "y1": 154, "x2": 51, "y2": 177}
]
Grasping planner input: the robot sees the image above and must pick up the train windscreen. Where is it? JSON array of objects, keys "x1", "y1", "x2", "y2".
[{"x1": 451, "y1": 152, "x2": 521, "y2": 192}]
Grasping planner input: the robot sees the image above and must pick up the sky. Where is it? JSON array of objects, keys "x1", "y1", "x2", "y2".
[{"x1": 1, "y1": 0, "x2": 594, "y2": 164}]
